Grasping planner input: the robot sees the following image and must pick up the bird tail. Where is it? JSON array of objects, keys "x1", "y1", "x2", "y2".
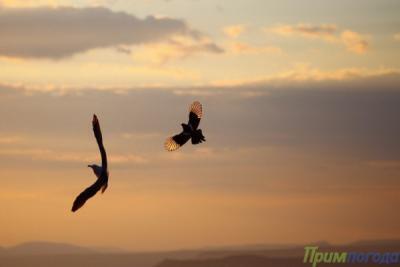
[{"x1": 191, "y1": 129, "x2": 205, "y2": 144}]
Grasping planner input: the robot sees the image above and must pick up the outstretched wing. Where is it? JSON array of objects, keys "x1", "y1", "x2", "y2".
[
  {"x1": 188, "y1": 101, "x2": 202, "y2": 130},
  {"x1": 164, "y1": 132, "x2": 191, "y2": 151},
  {"x1": 71, "y1": 180, "x2": 102, "y2": 212},
  {"x1": 93, "y1": 115, "x2": 107, "y2": 171}
]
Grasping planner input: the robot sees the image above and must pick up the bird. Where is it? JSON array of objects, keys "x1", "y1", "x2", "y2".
[
  {"x1": 165, "y1": 101, "x2": 206, "y2": 151},
  {"x1": 71, "y1": 114, "x2": 109, "y2": 212}
]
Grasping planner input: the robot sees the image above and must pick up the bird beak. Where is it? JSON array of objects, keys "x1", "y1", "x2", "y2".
[{"x1": 87, "y1": 165, "x2": 91, "y2": 168}]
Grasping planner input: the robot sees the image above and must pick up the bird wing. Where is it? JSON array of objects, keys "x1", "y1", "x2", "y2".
[
  {"x1": 188, "y1": 101, "x2": 202, "y2": 130},
  {"x1": 164, "y1": 132, "x2": 191, "y2": 151},
  {"x1": 92, "y1": 115, "x2": 107, "y2": 171},
  {"x1": 71, "y1": 180, "x2": 102, "y2": 212},
  {"x1": 191, "y1": 129, "x2": 205, "y2": 144}
]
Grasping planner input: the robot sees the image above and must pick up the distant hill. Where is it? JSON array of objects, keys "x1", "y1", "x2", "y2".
[
  {"x1": 5, "y1": 241, "x2": 94, "y2": 255},
  {"x1": 197, "y1": 240, "x2": 331, "y2": 259},
  {"x1": 90, "y1": 245, "x2": 128, "y2": 254},
  {"x1": 0, "y1": 242, "x2": 197, "y2": 267},
  {"x1": 0, "y1": 253, "x2": 194, "y2": 267},
  {"x1": 157, "y1": 255, "x2": 302, "y2": 267},
  {"x1": 159, "y1": 239, "x2": 400, "y2": 267},
  {"x1": 349, "y1": 239, "x2": 400, "y2": 248},
  {"x1": 156, "y1": 254, "x2": 380, "y2": 267}
]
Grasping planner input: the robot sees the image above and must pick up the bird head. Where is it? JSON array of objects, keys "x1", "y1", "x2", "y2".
[
  {"x1": 181, "y1": 123, "x2": 191, "y2": 132},
  {"x1": 88, "y1": 164, "x2": 102, "y2": 178}
]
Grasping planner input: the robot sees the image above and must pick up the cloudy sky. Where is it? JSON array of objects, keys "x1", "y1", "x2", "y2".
[{"x1": 0, "y1": 0, "x2": 400, "y2": 251}]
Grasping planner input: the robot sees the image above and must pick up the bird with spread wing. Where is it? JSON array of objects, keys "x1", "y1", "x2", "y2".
[
  {"x1": 165, "y1": 101, "x2": 206, "y2": 151},
  {"x1": 71, "y1": 114, "x2": 109, "y2": 212}
]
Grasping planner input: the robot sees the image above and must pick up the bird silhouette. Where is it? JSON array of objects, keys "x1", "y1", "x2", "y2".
[
  {"x1": 165, "y1": 101, "x2": 206, "y2": 151},
  {"x1": 71, "y1": 114, "x2": 109, "y2": 212}
]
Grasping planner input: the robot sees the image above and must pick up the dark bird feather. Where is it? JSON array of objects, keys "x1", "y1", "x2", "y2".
[
  {"x1": 165, "y1": 101, "x2": 206, "y2": 151},
  {"x1": 71, "y1": 114, "x2": 109, "y2": 212}
]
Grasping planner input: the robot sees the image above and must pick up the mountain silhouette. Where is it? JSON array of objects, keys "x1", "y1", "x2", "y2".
[
  {"x1": 5, "y1": 241, "x2": 94, "y2": 255},
  {"x1": 1, "y1": 239, "x2": 399, "y2": 267},
  {"x1": 157, "y1": 255, "x2": 302, "y2": 267}
]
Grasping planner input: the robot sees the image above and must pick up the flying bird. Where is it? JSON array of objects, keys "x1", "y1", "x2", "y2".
[
  {"x1": 165, "y1": 101, "x2": 206, "y2": 151},
  {"x1": 71, "y1": 114, "x2": 109, "y2": 212}
]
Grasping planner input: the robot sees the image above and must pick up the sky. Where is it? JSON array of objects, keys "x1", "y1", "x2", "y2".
[{"x1": 0, "y1": 0, "x2": 400, "y2": 251}]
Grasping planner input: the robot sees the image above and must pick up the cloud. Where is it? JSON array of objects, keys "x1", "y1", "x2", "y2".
[
  {"x1": 340, "y1": 30, "x2": 368, "y2": 54},
  {"x1": 2, "y1": 66, "x2": 399, "y2": 94},
  {"x1": 394, "y1": 33, "x2": 400, "y2": 41},
  {"x1": 269, "y1": 23, "x2": 337, "y2": 40},
  {"x1": 121, "y1": 132, "x2": 162, "y2": 140},
  {"x1": 268, "y1": 23, "x2": 369, "y2": 54},
  {"x1": 223, "y1": 25, "x2": 246, "y2": 38},
  {"x1": 210, "y1": 65, "x2": 400, "y2": 88},
  {"x1": 0, "y1": 134, "x2": 24, "y2": 144},
  {"x1": 229, "y1": 42, "x2": 282, "y2": 55},
  {"x1": 367, "y1": 160, "x2": 400, "y2": 169},
  {"x1": 132, "y1": 36, "x2": 224, "y2": 65},
  {"x1": 0, "y1": 75, "x2": 400, "y2": 165},
  {"x1": 0, "y1": 0, "x2": 122, "y2": 8},
  {"x1": 0, "y1": 0, "x2": 61, "y2": 7},
  {"x1": 0, "y1": 6, "x2": 222, "y2": 59},
  {"x1": 0, "y1": 148, "x2": 148, "y2": 165},
  {"x1": 158, "y1": 147, "x2": 232, "y2": 165},
  {"x1": 171, "y1": 66, "x2": 400, "y2": 95},
  {"x1": 109, "y1": 154, "x2": 149, "y2": 164}
]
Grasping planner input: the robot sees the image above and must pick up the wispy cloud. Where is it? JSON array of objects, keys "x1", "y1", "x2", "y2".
[
  {"x1": 0, "y1": 134, "x2": 25, "y2": 144},
  {"x1": 0, "y1": 191, "x2": 40, "y2": 200},
  {"x1": 268, "y1": 23, "x2": 369, "y2": 54},
  {"x1": 0, "y1": 6, "x2": 221, "y2": 59},
  {"x1": 121, "y1": 132, "x2": 162, "y2": 140},
  {"x1": 210, "y1": 65, "x2": 400, "y2": 88},
  {"x1": 0, "y1": 0, "x2": 61, "y2": 7},
  {"x1": 0, "y1": 148, "x2": 148, "y2": 165},
  {"x1": 340, "y1": 30, "x2": 369, "y2": 54},
  {"x1": 229, "y1": 42, "x2": 282, "y2": 55},
  {"x1": 109, "y1": 154, "x2": 149, "y2": 164},
  {"x1": 269, "y1": 23, "x2": 337, "y2": 40},
  {"x1": 0, "y1": 0, "x2": 123, "y2": 8},
  {"x1": 132, "y1": 36, "x2": 224, "y2": 65},
  {"x1": 0, "y1": 62, "x2": 201, "y2": 93},
  {"x1": 223, "y1": 24, "x2": 246, "y2": 38},
  {"x1": 2, "y1": 65, "x2": 400, "y2": 94},
  {"x1": 159, "y1": 147, "x2": 228, "y2": 163},
  {"x1": 367, "y1": 160, "x2": 400, "y2": 169}
]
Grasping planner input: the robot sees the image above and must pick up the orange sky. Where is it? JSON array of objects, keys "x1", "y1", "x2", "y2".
[{"x1": 0, "y1": 0, "x2": 400, "y2": 251}]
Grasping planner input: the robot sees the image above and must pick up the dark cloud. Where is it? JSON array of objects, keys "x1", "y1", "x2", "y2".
[
  {"x1": 0, "y1": 6, "x2": 221, "y2": 59},
  {"x1": 0, "y1": 72, "x2": 400, "y2": 162}
]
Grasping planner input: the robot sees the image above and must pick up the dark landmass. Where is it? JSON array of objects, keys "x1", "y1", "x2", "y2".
[
  {"x1": 0, "y1": 239, "x2": 399, "y2": 267},
  {"x1": 0, "y1": 242, "x2": 197, "y2": 267},
  {"x1": 4, "y1": 241, "x2": 94, "y2": 255},
  {"x1": 157, "y1": 255, "x2": 302, "y2": 267},
  {"x1": 156, "y1": 254, "x2": 381, "y2": 267}
]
